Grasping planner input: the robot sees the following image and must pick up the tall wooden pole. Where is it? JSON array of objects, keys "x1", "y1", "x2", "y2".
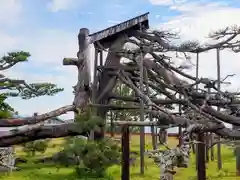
[
  {"x1": 233, "y1": 113, "x2": 240, "y2": 176},
  {"x1": 205, "y1": 132, "x2": 209, "y2": 162},
  {"x1": 196, "y1": 53, "x2": 199, "y2": 90},
  {"x1": 121, "y1": 125, "x2": 130, "y2": 180},
  {"x1": 207, "y1": 88, "x2": 215, "y2": 161},
  {"x1": 236, "y1": 142, "x2": 240, "y2": 176},
  {"x1": 92, "y1": 48, "x2": 99, "y2": 103},
  {"x1": 139, "y1": 24, "x2": 145, "y2": 174},
  {"x1": 195, "y1": 52, "x2": 206, "y2": 179},
  {"x1": 197, "y1": 133, "x2": 206, "y2": 180},
  {"x1": 99, "y1": 50, "x2": 103, "y2": 66},
  {"x1": 216, "y1": 48, "x2": 222, "y2": 170},
  {"x1": 178, "y1": 94, "x2": 182, "y2": 146},
  {"x1": 144, "y1": 67, "x2": 157, "y2": 150},
  {"x1": 205, "y1": 87, "x2": 211, "y2": 163},
  {"x1": 139, "y1": 47, "x2": 145, "y2": 175},
  {"x1": 99, "y1": 50, "x2": 103, "y2": 83},
  {"x1": 90, "y1": 48, "x2": 99, "y2": 140},
  {"x1": 195, "y1": 53, "x2": 199, "y2": 169},
  {"x1": 110, "y1": 110, "x2": 114, "y2": 137},
  {"x1": 210, "y1": 133, "x2": 214, "y2": 161}
]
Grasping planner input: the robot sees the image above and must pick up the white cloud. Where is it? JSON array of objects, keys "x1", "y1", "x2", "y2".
[
  {"x1": 161, "y1": 2, "x2": 240, "y2": 41},
  {"x1": 148, "y1": 0, "x2": 173, "y2": 5},
  {"x1": 169, "y1": 1, "x2": 228, "y2": 13},
  {"x1": 47, "y1": 0, "x2": 85, "y2": 12},
  {"x1": 149, "y1": 0, "x2": 189, "y2": 6},
  {"x1": 0, "y1": 33, "x2": 20, "y2": 54},
  {"x1": 0, "y1": 0, "x2": 22, "y2": 26},
  {"x1": 18, "y1": 29, "x2": 78, "y2": 65},
  {"x1": 0, "y1": 29, "x2": 78, "y2": 119},
  {"x1": 0, "y1": 27, "x2": 108, "y2": 119}
]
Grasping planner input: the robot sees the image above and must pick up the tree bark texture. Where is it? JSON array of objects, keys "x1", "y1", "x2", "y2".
[{"x1": 95, "y1": 35, "x2": 128, "y2": 140}]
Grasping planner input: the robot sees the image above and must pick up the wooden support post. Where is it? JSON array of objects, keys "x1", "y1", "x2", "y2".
[
  {"x1": 197, "y1": 133, "x2": 206, "y2": 180},
  {"x1": 205, "y1": 87, "x2": 210, "y2": 162},
  {"x1": 139, "y1": 47, "x2": 145, "y2": 175},
  {"x1": 205, "y1": 132, "x2": 209, "y2": 162},
  {"x1": 98, "y1": 50, "x2": 103, "y2": 83},
  {"x1": 144, "y1": 67, "x2": 156, "y2": 150},
  {"x1": 110, "y1": 111, "x2": 114, "y2": 137},
  {"x1": 178, "y1": 128, "x2": 182, "y2": 146},
  {"x1": 235, "y1": 132, "x2": 240, "y2": 176},
  {"x1": 210, "y1": 133, "x2": 214, "y2": 161},
  {"x1": 233, "y1": 115, "x2": 240, "y2": 175},
  {"x1": 121, "y1": 125, "x2": 130, "y2": 180},
  {"x1": 99, "y1": 50, "x2": 103, "y2": 66},
  {"x1": 196, "y1": 52, "x2": 199, "y2": 90},
  {"x1": 95, "y1": 36, "x2": 126, "y2": 141},
  {"x1": 178, "y1": 94, "x2": 183, "y2": 146},
  {"x1": 92, "y1": 48, "x2": 99, "y2": 103},
  {"x1": 195, "y1": 52, "x2": 199, "y2": 169},
  {"x1": 216, "y1": 48, "x2": 222, "y2": 170},
  {"x1": 89, "y1": 47, "x2": 99, "y2": 140},
  {"x1": 206, "y1": 87, "x2": 214, "y2": 161},
  {"x1": 236, "y1": 146, "x2": 240, "y2": 176}
]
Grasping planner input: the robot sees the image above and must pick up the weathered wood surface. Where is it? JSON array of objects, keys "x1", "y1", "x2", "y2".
[
  {"x1": 216, "y1": 48, "x2": 222, "y2": 170},
  {"x1": 95, "y1": 35, "x2": 128, "y2": 140},
  {"x1": 73, "y1": 28, "x2": 91, "y2": 111},
  {"x1": 90, "y1": 12, "x2": 149, "y2": 44},
  {"x1": 197, "y1": 133, "x2": 206, "y2": 180},
  {"x1": 121, "y1": 125, "x2": 130, "y2": 180}
]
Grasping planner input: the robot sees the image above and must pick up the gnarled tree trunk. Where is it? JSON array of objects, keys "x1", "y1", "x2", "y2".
[{"x1": 95, "y1": 35, "x2": 128, "y2": 140}]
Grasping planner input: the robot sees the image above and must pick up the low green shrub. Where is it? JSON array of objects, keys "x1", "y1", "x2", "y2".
[
  {"x1": 22, "y1": 139, "x2": 50, "y2": 157},
  {"x1": 59, "y1": 137, "x2": 120, "y2": 178}
]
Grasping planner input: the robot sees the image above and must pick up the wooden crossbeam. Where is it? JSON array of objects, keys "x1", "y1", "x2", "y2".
[{"x1": 111, "y1": 121, "x2": 178, "y2": 128}]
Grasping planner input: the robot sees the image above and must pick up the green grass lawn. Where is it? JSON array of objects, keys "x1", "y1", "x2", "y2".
[{"x1": 0, "y1": 135, "x2": 239, "y2": 180}]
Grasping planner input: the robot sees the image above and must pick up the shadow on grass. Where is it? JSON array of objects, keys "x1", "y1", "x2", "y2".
[
  {"x1": 28, "y1": 171, "x2": 114, "y2": 180},
  {"x1": 130, "y1": 172, "x2": 158, "y2": 179},
  {"x1": 16, "y1": 161, "x2": 64, "y2": 171},
  {"x1": 18, "y1": 171, "x2": 78, "y2": 180}
]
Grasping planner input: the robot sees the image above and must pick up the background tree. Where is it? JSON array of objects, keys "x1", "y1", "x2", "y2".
[
  {"x1": 0, "y1": 51, "x2": 63, "y2": 100},
  {"x1": 22, "y1": 139, "x2": 50, "y2": 157},
  {"x1": 106, "y1": 81, "x2": 139, "y2": 134},
  {"x1": 0, "y1": 51, "x2": 86, "y2": 146},
  {"x1": 0, "y1": 51, "x2": 64, "y2": 120}
]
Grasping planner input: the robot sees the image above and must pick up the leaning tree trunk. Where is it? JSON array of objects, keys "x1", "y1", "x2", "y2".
[{"x1": 95, "y1": 35, "x2": 128, "y2": 140}]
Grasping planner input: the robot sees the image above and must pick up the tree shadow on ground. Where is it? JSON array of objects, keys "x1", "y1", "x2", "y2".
[{"x1": 29, "y1": 171, "x2": 114, "y2": 180}]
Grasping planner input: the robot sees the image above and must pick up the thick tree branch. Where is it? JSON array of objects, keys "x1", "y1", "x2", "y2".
[
  {"x1": 0, "y1": 105, "x2": 75, "y2": 127},
  {"x1": 0, "y1": 123, "x2": 88, "y2": 147},
  {"x1": 203, "y1": 105, "x2": 240, "y2": 126}
]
